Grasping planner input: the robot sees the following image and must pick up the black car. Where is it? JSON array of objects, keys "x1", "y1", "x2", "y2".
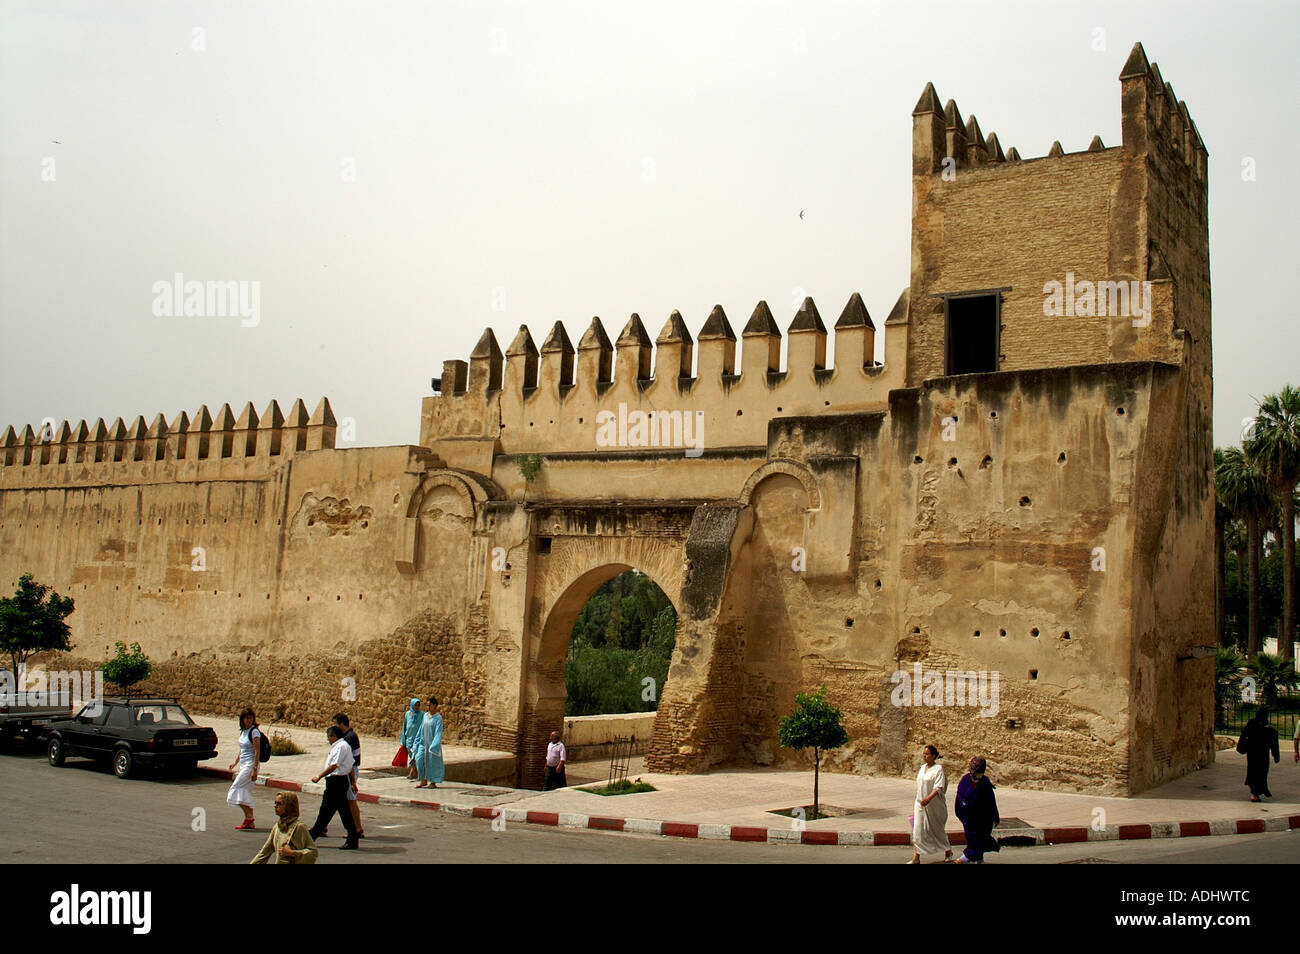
[{"x1": 45, "y1": 697, "x2": 219, "y2": 779}]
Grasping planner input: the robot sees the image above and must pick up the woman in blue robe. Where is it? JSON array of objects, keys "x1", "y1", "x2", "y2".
[
  {"x1": 415, "y1": 697, "x2": 445, "y2": 788},
  {"x1": 954, "y1": 756, "x2": 1001, "y2": 864},
  {"x1": 401, "y1": 698, "x2": 423, "y2": 780}
]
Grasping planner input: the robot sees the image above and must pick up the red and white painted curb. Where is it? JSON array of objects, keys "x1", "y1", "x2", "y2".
[{"x1": 198, "y1": 767, "x2": 1300, "y2": 847}]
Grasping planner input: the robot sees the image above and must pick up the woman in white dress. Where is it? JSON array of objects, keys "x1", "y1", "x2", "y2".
[
  {"x1": 909, "y1": 744, "x2": 953, "y2": 863},
  {"x1": 227, "y1": 708, "x2": 261, "y2": 831}
]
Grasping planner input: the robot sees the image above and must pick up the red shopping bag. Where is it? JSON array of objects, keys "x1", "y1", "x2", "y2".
[{"x1": 393, "y1": 745, "x2": 409, "y2": 768}]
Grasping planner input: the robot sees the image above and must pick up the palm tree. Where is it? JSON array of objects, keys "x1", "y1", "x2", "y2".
[
  {"x1": 1247, "y1": 651, "x2": 1300, "y2": 707},
  {"x1": 1225, "y1": 517, "x2": 1246, "y2": 590},
  {"x1": 1214, "y1": 646, "x2": 1245, "y2": 727},
  {"x1": 1248, "y1": 386, "x2": 1300, "y2": 662},
  {"x1": 1216, "y1": 446, "x2": 1273, "y2": 656},
  {"x1": 1213, "y1": 447, "x2": 1235, "y2": 647}
]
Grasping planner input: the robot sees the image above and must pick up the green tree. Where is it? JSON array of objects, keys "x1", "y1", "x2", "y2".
[
  {"x1": 100, "y1": 641, "x2": 153, "y2": 691},
  {"x1": 0, "y1": 573, "x2": 76, "y2": 681},
  {"x1": 1246, "y1": 651, "x2": 1299, "y2": 707},
  {"x1": 1248, "y1": 386, "x2": 1300, "y2": 661},
  {"x1": 1214, "y1": 647, "x2": 1244, "y2": 726},
  {"x1": 1213, "y1": 448, "x2": 1235, "y2": 647},
  {"x1": 1226, "y1": 517, "x2": 1246, "y2": 590},
  {"x1": 565, "y1": 570, "x2": 678, "y2": 714},
  {"x1": 1217, "y1": 446, "x2": 1274, "y2": 656},
  {"x1": 777, "y1": 686, "x2": 849, "y2": 820}
]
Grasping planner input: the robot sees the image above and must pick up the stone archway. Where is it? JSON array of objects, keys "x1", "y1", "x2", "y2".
[{"x1": 519, "y1": 530, "x2": 688, "y2": 789}]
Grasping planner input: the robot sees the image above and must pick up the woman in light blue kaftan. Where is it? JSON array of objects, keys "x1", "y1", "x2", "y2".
[
  {"x1": 415, "y1": 697, "x2": 444, "y2": 788},
  {"x1": 401, "y1": 698, "x2": 422, "y2": 780}
]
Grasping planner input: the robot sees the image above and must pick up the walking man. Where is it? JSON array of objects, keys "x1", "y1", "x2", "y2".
[
  {"x1": 330, "y1": 713, "x2": 364, "y2": 839},
  {"x1": 544, "y1": 730, "x2": 567, "y2": 790},
  {"x1": 309, "y1": 725, "x2": 360, "y2": 849}
]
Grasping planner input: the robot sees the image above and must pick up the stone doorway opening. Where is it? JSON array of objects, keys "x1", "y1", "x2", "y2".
[{"x1": 521, "y1": 563, "x2": 679, "y2": 789}]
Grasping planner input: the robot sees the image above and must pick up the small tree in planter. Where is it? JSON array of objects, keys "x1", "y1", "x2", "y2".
[
  {"x1": 100, "y1": 641, "x2": 153, "y2": 692},
  {"x1": 778, "y1": 686, "x2": 849, "y2": 820}
]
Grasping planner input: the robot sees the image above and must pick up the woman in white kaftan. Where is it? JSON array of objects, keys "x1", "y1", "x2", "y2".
[{"x1": 909, "y1": 744, "x2": 953, "y2": 863}]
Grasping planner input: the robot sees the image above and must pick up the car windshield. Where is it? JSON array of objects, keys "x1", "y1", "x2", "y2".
[{"x1": 132, "y1": 704, "x2": 193, "y2": 726}]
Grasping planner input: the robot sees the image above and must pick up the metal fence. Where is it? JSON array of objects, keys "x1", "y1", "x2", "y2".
[{"x1": 1216, "y1": 693, "x2": 1300, "y2": 740}]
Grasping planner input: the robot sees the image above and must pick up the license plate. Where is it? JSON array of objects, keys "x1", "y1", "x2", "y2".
[
  {"x1": 174, "y1": 739, "x2": 197, "y2": 746},
  {"x1": 32, "y1": 719, "x2": 50, "y2": 725}
]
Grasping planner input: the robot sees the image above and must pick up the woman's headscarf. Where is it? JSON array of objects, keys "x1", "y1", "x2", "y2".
[
  {"x1": 403, "y1": 698, "x2": 423, "y2": 748},
  {"x1": 277, "y1": 792, "x2": 301, "y2": 830}
]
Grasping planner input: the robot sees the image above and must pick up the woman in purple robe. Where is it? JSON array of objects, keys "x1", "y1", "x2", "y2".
[{"x1": 954, "y1": 756, "x2": 1000, "y2": 864}]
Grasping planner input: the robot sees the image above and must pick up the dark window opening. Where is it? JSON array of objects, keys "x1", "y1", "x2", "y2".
[
  {"x1": 946, "y1": 294, "x2": 999, "y2": 375},
  {"x1": 537, "y1": 536, "x2": 552, "y2": 555}
]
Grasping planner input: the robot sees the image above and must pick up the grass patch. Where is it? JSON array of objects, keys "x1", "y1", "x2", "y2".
[
  {"x1": 588, "y1": 778, "x2": 657, "y2": 796},
  {"x1": 269, "y1": 730, "x2": 305, "y2": 756}
]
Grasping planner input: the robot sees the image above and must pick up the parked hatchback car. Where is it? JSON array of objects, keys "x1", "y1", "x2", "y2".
[{"x1": 45, "y1": 697, "x2": 219, "y2": 779}]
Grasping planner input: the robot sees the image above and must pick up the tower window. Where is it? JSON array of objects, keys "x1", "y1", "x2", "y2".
[{"x1": 945, "y1": 292, "x2": 1000, "y2": 375}]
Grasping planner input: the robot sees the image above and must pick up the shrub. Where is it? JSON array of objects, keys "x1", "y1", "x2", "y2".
[
  {"x1": 270, "y1": 730, "x2": 304, "y2": 756},
  {"x1": 100, "y1": 641, "x2": 152, "y2": 690}
]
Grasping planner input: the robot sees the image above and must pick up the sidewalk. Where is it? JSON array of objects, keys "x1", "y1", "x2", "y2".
[{"x1": 197, "y1": 714, "x2": 1300, "y2": 848}]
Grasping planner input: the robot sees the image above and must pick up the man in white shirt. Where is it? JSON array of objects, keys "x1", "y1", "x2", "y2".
[
  {"x1": 544, "y1": 731, "x2": 567, "y2": 790},
  {"x1": 308, "y1": 725, "x2": 360, "y2": 849}
]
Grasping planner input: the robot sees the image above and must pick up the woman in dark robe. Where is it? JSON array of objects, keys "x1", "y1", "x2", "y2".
[
  {"x1": 1237, "y1": 708, "x2": 1280, "y2": 802},
  {"x1": 954, "y1": 756, "x2": 1001, "y2": 864}
]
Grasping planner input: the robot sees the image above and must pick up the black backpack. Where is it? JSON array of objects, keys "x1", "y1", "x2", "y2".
[{"x1": 253, "y1": 724, "x2": 271, "y2": 763}]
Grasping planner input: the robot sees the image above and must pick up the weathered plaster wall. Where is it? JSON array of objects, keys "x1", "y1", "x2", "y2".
[{"x1": 0, "y1": 411, "x2": 487, "y2": 744}]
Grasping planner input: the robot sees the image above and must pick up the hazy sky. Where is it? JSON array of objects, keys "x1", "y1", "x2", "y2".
[{"x1": 1, "y1": 0, "x2": 1295, "y2": 450}]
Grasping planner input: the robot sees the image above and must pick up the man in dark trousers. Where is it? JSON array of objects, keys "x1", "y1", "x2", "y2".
[
  {"x1": 309, "y1": 725, "x2": 360, "y2": 849},
  {"x1": 1237, "y1": 707, "x2": 1280, "y2": 802},
  {"x1": 322, "y1": 713, "x2": 364, "y2": 839},
  {"x1": 544, "y1": 730, "x2": 567, "y2": 790}
]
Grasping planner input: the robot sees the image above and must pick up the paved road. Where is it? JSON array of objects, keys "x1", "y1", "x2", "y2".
[{"x1": 2, "y1": 752, "x2": 1297, "y2": 864}]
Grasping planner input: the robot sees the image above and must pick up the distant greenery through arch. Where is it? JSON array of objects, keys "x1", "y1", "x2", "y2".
[{"x1": 565, "y1": 569, "x2": 676, "y2": 716}]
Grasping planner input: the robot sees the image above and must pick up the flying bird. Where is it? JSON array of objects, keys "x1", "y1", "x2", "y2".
[{"x1": 799, "y1": 209, "x2": 805, "y2": 220}]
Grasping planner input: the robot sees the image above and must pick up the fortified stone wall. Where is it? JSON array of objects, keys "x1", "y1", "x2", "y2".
[
  {"x1": 0, "y1": 398, "x2": 486, "y2": 743},
  {"x1": 0, "y1": 43, "x2": 1213, "y2": 794}
]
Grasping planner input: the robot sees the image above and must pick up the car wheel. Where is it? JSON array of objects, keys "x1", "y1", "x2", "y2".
[
  {"x1": 112, "y1": 747, "x2": 133, "y2": 779},
  {"x1": 47, "y1": 736, "x2": 66, "y2": 767}
]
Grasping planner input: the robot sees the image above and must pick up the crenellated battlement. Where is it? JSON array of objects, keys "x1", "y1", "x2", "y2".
[
  {"x1": 912, "y1": 42, "x2": 1205, "y2": 183},
  {"x1": 422, "y1": 292, "x2": 911, "y2": 458},
  {"x1": 0, "y1": 397, "x2": 337, "y2": 484},
  {"x1": 1117, "y1": 43, "x2": 1207, "y2": 182}
]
